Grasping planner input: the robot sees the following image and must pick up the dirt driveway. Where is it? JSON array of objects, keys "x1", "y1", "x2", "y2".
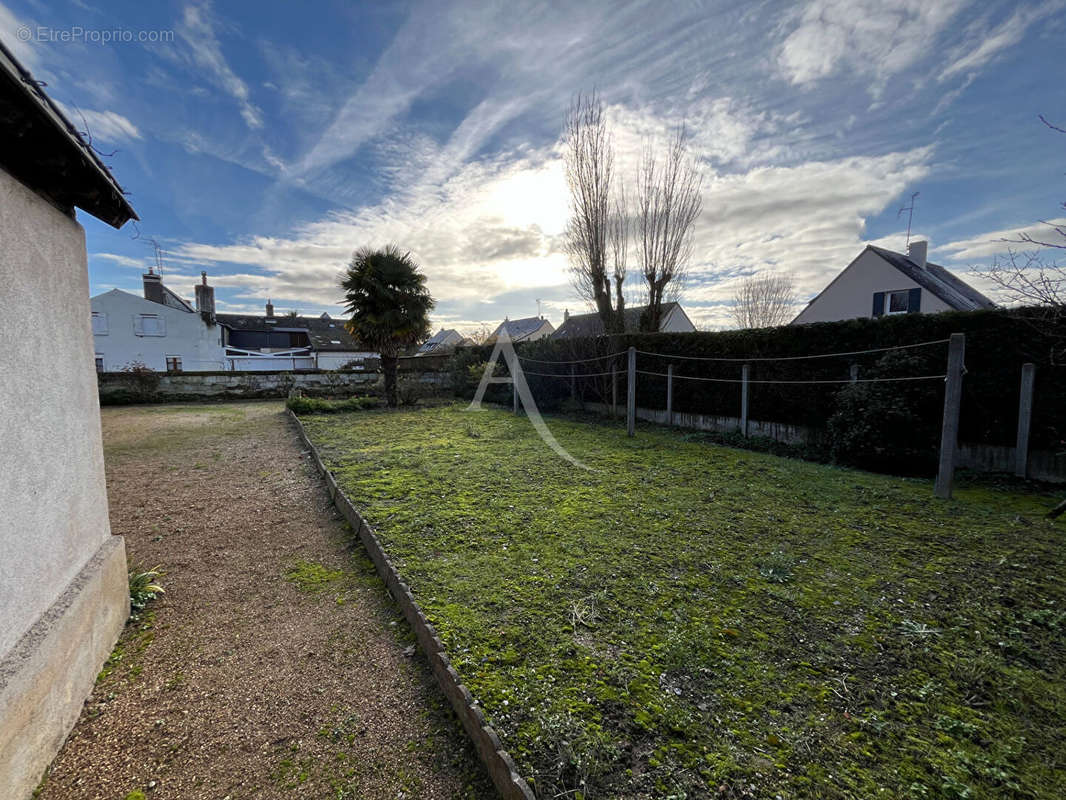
[{"x1": 36, "y1": 402, "x2": 491, "y2": 800}]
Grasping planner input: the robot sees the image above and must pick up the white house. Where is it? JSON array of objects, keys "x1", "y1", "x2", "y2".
[
  {"x1": 0, "y1": 41, "x2": 133, "y2": 799},
  {"x1": 791, "y1": 241, "x2": 996, "y2": 325},
  {"x1": 91, "y1": 271, "x2": 227, "y2": 372},
  {"x1": 417, "y1": 328, "x2": 465, "y2": 355},
  {"x1": 491, "y1": 315, "x2": 555, "y2": 343},
  {"x1": 551, "y1": 302, "x2": 696, "y2": 338},
  {"x1": 92, "y1": 273, "x2": 377, "y2": 372}
]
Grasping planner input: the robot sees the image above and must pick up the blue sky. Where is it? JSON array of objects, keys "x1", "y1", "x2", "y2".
[{"x1": 3, "y1": 0, "x2": 1064, "y2": 330}]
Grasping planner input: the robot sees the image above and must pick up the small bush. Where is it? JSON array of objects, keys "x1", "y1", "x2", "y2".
[{"x1": 286, "y1": 396, "x2": 380, "y2": 414}]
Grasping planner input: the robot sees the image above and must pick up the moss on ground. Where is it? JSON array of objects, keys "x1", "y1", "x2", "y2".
[{"x1": 300, "y1": 404, "x2": 1066, "y2": 800}]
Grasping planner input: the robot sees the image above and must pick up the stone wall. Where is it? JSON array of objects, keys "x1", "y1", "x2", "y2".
[{"x1": 98, "y1": 367, "x2": 455, "y2": 404}]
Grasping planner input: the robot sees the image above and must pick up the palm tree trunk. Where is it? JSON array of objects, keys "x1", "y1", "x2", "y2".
[{"x1": 381, "y1": 354, "x2": 399, "y2": 407}]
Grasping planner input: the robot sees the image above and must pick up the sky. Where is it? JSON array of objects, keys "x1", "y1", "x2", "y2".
[{"x1": 3, "y1": 0, "x2": 1065, "y2": 331}]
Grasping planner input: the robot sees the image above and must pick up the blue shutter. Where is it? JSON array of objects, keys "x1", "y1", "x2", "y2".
[
  {"x1": 907, "y1": 287, "x2": 921, "y2": 313},
  {"x1": 872, "y1": 292, "x2": 885, "y2": 317}
]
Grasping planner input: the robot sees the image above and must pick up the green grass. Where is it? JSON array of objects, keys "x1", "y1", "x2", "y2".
[{"x1": 299, "y1": 404, "x2": 1066, "y2": 800}]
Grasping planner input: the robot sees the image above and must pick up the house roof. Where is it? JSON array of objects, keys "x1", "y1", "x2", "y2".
[
  {"x1": 551, "y1": 302, "x2": 682, "y2": 339},
  {"x1": 0, "y1": 40, "x2": 136, "y2": 228},
  {"x1": 215, "y1": 313, "x2": 369, "y2": 352},
  {"x1": 417, "y1": 329, "x2": 463, "y2": 354},
  {"x1": 493, "y1": 316, "x2": 551, "y2": 340},
  {"x1": 867, "y1": 245, "x2": 995, "y2": 311}
]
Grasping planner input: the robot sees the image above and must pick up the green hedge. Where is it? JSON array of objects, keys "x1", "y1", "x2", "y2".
[{"x1": 453, "y1": 309, "x2": 1065, "y2": 472}]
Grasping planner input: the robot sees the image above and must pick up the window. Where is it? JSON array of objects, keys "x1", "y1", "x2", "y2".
[
  {"x1": 91, "y1": 311, "x2": 108, "y2": 335},
  {"x1": 886, "y1": 290, "x2": 909, "y2": 314},
  {"x1": 95, "y1": 355, "x2": 104, "y2": 372},
  {"x1": 135, "y1": 313, "x2": 166, "y2": 336},
  {"x1": 165, "y1": 355, "x2": 182, "y2": 372}
]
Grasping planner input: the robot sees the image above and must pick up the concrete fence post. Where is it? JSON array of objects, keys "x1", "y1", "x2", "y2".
[
  {"x1": 741, "y1": 364, "x2": 750, "y2": 437},
  {"x1": 934, "y1": 333, "x2": 966, "y2": 499},
  {"x1": 1015, "y1": 362, "x2": 1036, "y2": 478},
  {"x1": 570, "y1": 365, "x2": 576, "y2": 402},
  {"x1": 850, "y1": 364, "x2": 859, "y2": 383},
  {"x1": 666, "y1": 364, "x2": 674, "y2": 426},
  {"x1": 627, "y1": 346, "x2": 636, "y2": 437}
]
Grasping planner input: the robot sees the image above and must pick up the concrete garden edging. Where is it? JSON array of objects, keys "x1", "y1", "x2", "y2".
[{"x1": 287, "y1": 410, "x2": 536, "y2": 800}]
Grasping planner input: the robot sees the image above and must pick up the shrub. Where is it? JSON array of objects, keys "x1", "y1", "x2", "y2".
[
  {"x1": 827, "y1": 350, "x2": 942, "y2": 474},
  {"x1": 286, "y1": 396, "x2": 380, "y2": 414}
]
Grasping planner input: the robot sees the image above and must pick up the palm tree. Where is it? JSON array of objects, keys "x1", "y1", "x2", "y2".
[{"x1": 339, "y1": 245, "x2": 434, "y2": 407}]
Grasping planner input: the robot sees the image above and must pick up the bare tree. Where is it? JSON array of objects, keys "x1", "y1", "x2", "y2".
[
  {"x1": 730, "y1": 273, "x2": 798, "y2": 329},
  {"x1": 636, "y1": 128, "x2": 704, "y2": 332},
  {"x1": 464, "y1": 323, "x2": 495, "y2": 345},
  {"x1": 564, "y1": 92, "x2": 626, "y2": 335}
]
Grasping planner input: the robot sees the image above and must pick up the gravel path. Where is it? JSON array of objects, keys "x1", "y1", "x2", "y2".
[{"x1": 37, "y1": 402, "x2": 492, "y2": 800}]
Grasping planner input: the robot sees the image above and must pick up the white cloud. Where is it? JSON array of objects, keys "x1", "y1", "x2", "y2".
[
  {"x1": 170, "y1": 88, "x2": 934, "y2": 331},
  {"x1": 56, "y1": 102, "x2": 141, "y2": 142},
  {"x1": 937, "y1": 217, "x2": 1066, "y2": 260},
  {"x1": 177, "y1": 2, "x2": 263, "y2": 129},
  {"x1": 0, "y1": 2, "x2": 36, "y2": 70},
  {"x1": 777, "y1": 0, "x2": 969, "y2": 92},
  {"x1": 940, "y1": 2, "x2": 1062, "y2": 81},
  {"x1": 92, "y1": 252, "x2": 150, "y2": 269}
]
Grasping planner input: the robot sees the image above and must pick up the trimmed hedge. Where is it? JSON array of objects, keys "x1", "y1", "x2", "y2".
[{"x1": 452, "y1": 309, "x2": 1065, "y2": 472}]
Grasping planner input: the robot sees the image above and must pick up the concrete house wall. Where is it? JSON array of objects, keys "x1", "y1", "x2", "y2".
[
  {"x1": 793, "y1": 249, "x2": 952, "y2": 325},
  {"x1": 91, "y1": 288, "x2": 227, "y2": 372},
  {"x1": 0, "y1": 167, "x2": 129, "y2": 797}
]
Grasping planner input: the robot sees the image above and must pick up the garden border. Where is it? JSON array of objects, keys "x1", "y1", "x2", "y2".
[{"x1": 287, "y1": 410, "x2": 536, "y2": 800}]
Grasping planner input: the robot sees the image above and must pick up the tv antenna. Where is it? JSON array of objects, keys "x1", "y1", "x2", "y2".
[
  {"x1": 146, "y1": 237, "x2": 166, "y2": 276},
  {"x1": 897, "y1": 192, "x2": 919, "y2": 247}
]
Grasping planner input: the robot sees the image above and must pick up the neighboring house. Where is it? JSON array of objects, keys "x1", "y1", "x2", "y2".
[
  {"x1": 0, "y1": 41, "x2": 134, "y2": 799},
  {"x1": 791, "y1": 241, "x2": 996, "y2": 325},
  {"x1": 417, "y1": 328, "x2": 465, "y2": 355},
  {"x1": 216, "y1": 305, "x2": 376, "y2": 371},
  {"x1": 492, "y1": 315, "x2": 555, "y2": 343},
  {"x1": 551, "y1": 302, "x2": 696, "y2": 339},
  {"x1": 91, "y1": 271, "x2": 227, "y2": 372}
]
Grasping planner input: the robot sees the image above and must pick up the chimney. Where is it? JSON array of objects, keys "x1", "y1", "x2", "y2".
[
  {"x1": 265, "y1": 299, "x2": 274, "y2": 318},
  {"x1": 563, "y1": 308, "x2": 570, "y2": 323},
  {"x1": 143, "y1": 269, "x2": 164, "y2": 305},
  {"x1": 908, "y1": 240, "x2": 928, "y2": 269},
  {"x1": 195, "y1": 271, "x2": 216, "y2": 325}
]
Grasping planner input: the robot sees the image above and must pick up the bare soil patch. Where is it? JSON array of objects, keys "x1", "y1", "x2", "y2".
[{"x1": 36, "y1": 401, "x2": 491, "y2": 800}]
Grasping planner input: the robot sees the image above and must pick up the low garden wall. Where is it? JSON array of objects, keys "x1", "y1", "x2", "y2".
[{"x1": 98, "y1": 368, "x2": 452, "y2": 405}]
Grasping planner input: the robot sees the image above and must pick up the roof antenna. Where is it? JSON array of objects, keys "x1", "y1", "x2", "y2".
[
  {"x1": 146, "y1": 237, "x2": 165, "y2": 277},
  {"x1": 897, "y1": 191, "x2": 919, "y2": 248}
]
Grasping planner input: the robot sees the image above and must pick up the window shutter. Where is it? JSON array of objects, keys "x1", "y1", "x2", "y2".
[
  {"x1": 133, "y1": 315, "x2": 144, "y2": 335},
  {"x1": 157, "y1": 317, "x2": 167, "y2": 336},
  {"x1": 907, "y1": 287, "x2": 921, "y2": 313},
  {"x1": 872, "y1": 292, "x2": 885, "y2": 317}
]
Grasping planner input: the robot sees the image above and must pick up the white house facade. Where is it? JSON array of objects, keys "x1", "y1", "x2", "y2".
[
  {"x1": 91, "y1": 276, "x2": 227, "y2": 372},
  {"x1": 792, "y1": 241, "x2": 995, "y2": 325}
]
